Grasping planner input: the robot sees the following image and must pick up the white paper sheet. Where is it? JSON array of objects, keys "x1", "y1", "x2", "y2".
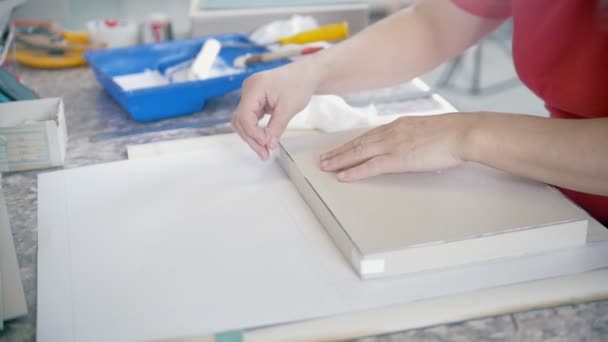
[
  {"x1": 37, "y1": 143, "x2": 608, "y2": 342},
  {"x1": 0, "y1": 271, "x2": 4, "y2": 330},
  {"x1": 0, "y1": 174, "x2": 28, "y2": 321},
  {"x1": 241, "y1": 268, "x2": 608, "y2": 342},
  {"x1": 112, "y1": 70, "x2": 170, "y2": 91}
]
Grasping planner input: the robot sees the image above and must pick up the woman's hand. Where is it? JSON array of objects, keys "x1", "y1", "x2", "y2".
[
  {"x1": 231, "y1": 60, "x2": 323, "y2": 160},
  {"x1": 320, "y1": 113, "x2": 478, "y2": 181}
]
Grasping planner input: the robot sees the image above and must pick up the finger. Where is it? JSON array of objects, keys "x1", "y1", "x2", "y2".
[
  {"x1": 320, "y1": 125, "x2": 389, "y2": 161},
  {"x1": 265, "y1": 102, "x2": 292, "y2": 150},
  {"x1": 337, "y1": 154, "x2": 398, "y2": 182},
  {"x1": 240, "y1": 109, "x2": 268, "y2": 148},
  {"x1": 231, "y1": 114, "x2": 252, "y2": 148},
  {"x1": 320, "y1": 139, "x2": 386, "y2": 172},
  {"x1": 320, "y1": 126, "x2": 389, "y2": 170},
  {"x1": 233, "y1": 117, "x2": 270, "y2": 160},
  {"x1": 233, "y1": 94, "x2": 269, "y2": 147}
]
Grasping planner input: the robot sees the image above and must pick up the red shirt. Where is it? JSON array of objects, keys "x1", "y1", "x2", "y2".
[{"x1": 452, "y1": 0, "x2": 608, "y2": 225}]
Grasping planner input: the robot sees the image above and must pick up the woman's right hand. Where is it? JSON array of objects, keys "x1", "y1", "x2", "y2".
[{"x1": 232, "y1": 60, "x2": 323, "y2": 160}]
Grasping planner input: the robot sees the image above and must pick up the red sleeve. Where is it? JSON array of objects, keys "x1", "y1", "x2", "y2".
[{"x1": 451, "y1": 0, "x2": 512, "y2": 19}]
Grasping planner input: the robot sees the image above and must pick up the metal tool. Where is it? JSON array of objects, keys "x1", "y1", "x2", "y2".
[{"x1": 10, "y1": 19, "x2": 102, "y2": 69}]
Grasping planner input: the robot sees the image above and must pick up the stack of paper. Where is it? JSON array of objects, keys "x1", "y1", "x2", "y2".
[
  {"x1": 36, "y1": 138, "x2": 608, "y2": 341},
  {"x1": 279, "y1": 130, "x2": 590, "y2": 279},
  {"x1": 0, "y1": 174, "x2": 28, "y2": 329}
]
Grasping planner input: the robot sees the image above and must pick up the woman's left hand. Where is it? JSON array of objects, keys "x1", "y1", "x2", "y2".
[{"x1": 320, "y1": 113, "x2": 478, "y2": 181}]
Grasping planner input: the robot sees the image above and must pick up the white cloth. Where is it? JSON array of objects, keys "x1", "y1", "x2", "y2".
[
  {"x1": 259, "y1": 95, "x2": 377, "y2": 132},
  {"x1": 249, "y1": 15, "x2": 319, "y2": 45}
]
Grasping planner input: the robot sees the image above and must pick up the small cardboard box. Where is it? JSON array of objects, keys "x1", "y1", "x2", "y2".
[{"x1": 0, "y1": 98, "x2": 67, "y2": 172}]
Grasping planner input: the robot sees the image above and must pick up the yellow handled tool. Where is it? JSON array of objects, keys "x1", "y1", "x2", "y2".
[
  {"x1": 223, "y1": 21, "x2": 349, "y2": 48},
  {"x1": 276, "y1": 22, "x2": 349, "y2": 45}
]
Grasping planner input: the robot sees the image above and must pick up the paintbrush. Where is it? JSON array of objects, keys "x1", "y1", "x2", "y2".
[{"x1": 233, "y1": 46, "x2": 324, "y2": 68}]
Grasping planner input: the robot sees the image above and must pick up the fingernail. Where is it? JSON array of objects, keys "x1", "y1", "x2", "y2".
[
  {"x1": 320, "y1": 154, "x2": 327, "y2": 161},
  {"x1": 321, "y1": 160, "x2": 329, "y2": 169},
  {"x1": 337, "y1": 172, "x2": 346, "y2": 180}
]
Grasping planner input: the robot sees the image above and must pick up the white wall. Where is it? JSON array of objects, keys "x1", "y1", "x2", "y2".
[
  {"x1": 13, "y1": 0, "x2": 191, "y2": 37},
  {"x1": 11, "y1": 0, "x2": 408, "y2": 37}
]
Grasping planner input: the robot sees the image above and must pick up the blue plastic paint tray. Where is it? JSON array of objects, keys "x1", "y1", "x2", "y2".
[{"x1": 85, "y1": 34, "x2": 288, "y2": 122}]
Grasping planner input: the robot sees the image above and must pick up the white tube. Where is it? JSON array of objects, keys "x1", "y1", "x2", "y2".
[{"x1": 189, "y1": 38, "x2": 221, "y2": 80}]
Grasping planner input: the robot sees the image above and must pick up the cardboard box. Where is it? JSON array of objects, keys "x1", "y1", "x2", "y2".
[
  {"x1": 189, "y1": 0, "x2": 369, "y2": 37},
  {"x1": 0, "y1": 98, "x2": 67, "y2": 172}
]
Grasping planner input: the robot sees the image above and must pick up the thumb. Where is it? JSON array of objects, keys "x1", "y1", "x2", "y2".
[{"x1": 265, "y1": 103, "x2": 293, "y2": 149}]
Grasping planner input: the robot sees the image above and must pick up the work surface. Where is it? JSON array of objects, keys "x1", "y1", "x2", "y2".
[{"x1": 1, "y1": 67, "x2": 607, "y2": 341}]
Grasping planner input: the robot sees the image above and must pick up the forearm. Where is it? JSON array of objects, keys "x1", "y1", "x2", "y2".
[
  {"x1": 464, "y1": 113, "x2": 608, "y2": 195},
  {"x1": 307, "y1": 0, "x2": 504, "y2": 94}
]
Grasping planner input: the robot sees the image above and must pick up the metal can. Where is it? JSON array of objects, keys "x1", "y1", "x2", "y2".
[{"x1": 140, "y1": 14, "x2": 173, "y2": 43}]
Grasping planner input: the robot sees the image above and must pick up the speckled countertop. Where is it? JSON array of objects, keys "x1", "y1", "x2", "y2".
[{"x1": 1, "y1": 67, "x2": 607, "y2": 342}]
